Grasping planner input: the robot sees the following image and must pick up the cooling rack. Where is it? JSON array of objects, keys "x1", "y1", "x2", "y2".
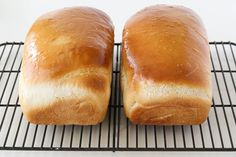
[{"x1": 0, "y1": 41, "x2": 235, "y2": 151}]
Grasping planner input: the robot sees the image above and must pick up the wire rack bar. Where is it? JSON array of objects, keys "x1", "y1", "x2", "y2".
[{"x1": 0, "y1": 42, "x2": 236, "y2": 151}]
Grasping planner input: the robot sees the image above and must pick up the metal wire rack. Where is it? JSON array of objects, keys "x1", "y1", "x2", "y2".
[{"x1": 0, "y1": 41, "x2": 236, "y2": 151}]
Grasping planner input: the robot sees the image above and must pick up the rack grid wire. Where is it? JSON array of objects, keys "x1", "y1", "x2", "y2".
[{"x1": 0, "y1": 41, "x2": 236, "y2": 151}]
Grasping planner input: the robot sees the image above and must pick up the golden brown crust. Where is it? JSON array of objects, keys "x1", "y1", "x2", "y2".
[
  {"x1": 121, "y1": 5, "x2": 212, "y2": 125},
  {"x1": 82, "y1": 75, "x2": 106, "y2": 92},
  {"x1": 20, "y1": 7, "x2": 114, "y2": 125},
  {"x1": 22, "y1": 7, "x2": 114, "y2": 83},
  {"x1": 122, "y1": 5, "x2": 210, "y2": 87}
]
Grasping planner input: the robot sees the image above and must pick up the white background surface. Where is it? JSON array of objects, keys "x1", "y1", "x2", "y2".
[
  {"x1": 0, "y1": 0, "x2": 236, "y2": 157},
  {"x1": 0, "y1": 151, "x2": 236, "y2": 157},
  {"x1": 0, "y1": 0, "x2": 236, "y2": 43},
  {"x1": 0, "y1": 151, "x2": 235, "y2": 157}
]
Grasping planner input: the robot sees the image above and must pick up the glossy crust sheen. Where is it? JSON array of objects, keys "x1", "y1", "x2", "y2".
[
  {"x1": 19, "y1": 7, "x2": 114, "y2": 125},
  {"x1": 121, "y1": 5, "x2": 212, "y2": 125}
]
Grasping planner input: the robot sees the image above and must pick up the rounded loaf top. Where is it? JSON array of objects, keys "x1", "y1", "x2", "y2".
[
  {"x1": 22, "y1": 7, "x2": 114, "y2": 82},
  {"x1": 122, "y1": 5, "x2": 210, "y2": 88}
]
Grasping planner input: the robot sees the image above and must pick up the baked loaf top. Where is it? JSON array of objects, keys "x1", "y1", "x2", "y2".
[
  {"x1": 122, "y1": 5, "x2": 211, "y2": 89},
  {"x1": 22, "y1": 7, "x2": 114, "y2": 84}
]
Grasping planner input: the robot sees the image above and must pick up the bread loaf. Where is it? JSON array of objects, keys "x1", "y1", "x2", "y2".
[
  {"x1": 19, "y1": 7, "x2": 114, "y2": 125},
  {"x1": 121, "y1": 5, "x2": 212, "y2": 125}
]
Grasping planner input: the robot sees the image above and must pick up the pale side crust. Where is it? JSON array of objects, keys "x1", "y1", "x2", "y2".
[
  {"x1": 19, "y1": 72, "x2": 110, "y2": 125},
  {"x1": 20, "y1": 98, "x2": 108, "y2": 125},
  {"x1": 125, "y1": 97, "x2": 211, "y2": 125},
  {"x1": 121, "y1": 67, "x2": 212, "y2": 125}
]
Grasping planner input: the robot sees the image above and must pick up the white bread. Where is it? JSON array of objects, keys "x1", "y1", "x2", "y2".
[
  {"x1": 121, "y1": 5, "x2": 212, "y2": 125},
  {"x1": 19, "y1": 7, "x2": 114, "y2": 125}
]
